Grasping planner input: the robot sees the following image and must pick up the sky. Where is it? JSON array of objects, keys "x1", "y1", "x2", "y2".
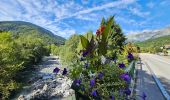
[{"x1": 0, "y1": 0, "x2": 170, "y2": 38}]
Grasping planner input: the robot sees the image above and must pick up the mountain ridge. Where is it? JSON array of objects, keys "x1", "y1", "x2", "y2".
[
  {"x1": 0, "y1": 21, "x2": 65, "y2": 45},
  {"x1": 127, "y1": 26, "x2": 170, "y2": 42}
]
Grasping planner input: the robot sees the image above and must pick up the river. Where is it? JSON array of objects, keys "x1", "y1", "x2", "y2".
[{"x1": 15, "y1": 56, "x2": 75, "y2": 100}]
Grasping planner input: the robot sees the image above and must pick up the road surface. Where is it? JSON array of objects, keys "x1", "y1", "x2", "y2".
[{"x1": 136, "y1": 53, "x2": 170, "y2": 100}]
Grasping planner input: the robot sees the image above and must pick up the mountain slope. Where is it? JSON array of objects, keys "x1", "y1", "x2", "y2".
[
  {"x1": 127, "y1": 26, "x2": 170, "y2": 42},
  {"x1": 135, "y1": 35, "x2": 170, "y2": 48},
  {"x1": 0, "y1": 21, "x2": 65, "y2": 45}
]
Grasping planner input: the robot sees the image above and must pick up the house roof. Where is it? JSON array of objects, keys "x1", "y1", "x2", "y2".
[{"x1": 165, "y1": 45, "x2": 170, "y2": 48}]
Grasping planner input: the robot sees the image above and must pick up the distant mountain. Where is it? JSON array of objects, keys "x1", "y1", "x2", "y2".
[
  {"x1": 135, "y1": 35, "x2": 170, "y2": 48},
  {"x1": 0, "y1": 21, "x2": 65, "y2": 45},
  {"x1": 127, "y1": 26, "x2": 170, "y2": 42}
]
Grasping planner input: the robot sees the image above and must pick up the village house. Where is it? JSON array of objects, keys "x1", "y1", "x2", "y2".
[{"x1": 165, "y1": 45, "x2": 170, "y2": 54}]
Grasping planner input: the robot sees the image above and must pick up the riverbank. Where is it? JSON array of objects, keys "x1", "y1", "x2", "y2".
[{"x1": 15, "y1": 56, "x2": 75, "y2": 100}]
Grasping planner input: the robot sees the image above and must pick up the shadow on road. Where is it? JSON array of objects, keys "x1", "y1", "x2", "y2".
[{"x1": 135, "y1": 61, "x2": 166, "y2": 100}]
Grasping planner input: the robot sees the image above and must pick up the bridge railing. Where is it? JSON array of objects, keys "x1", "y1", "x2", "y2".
[
  {"x1": 125, "y1": 60, "x2": 136, "y2": 79},
  {"x1": 125, "y1": 60, "x2": 136, "y2": 97}
]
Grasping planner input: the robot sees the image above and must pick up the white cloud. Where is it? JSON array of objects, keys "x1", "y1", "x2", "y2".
[
  {"x1": 129, "y1": 7, "x2": 150, "y2": 17},
  {"x1": 56, "y1": 0, "x2": 135, "y2": 21}
]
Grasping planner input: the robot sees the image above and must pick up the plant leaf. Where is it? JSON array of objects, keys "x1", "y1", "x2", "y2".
[
  {"x1": 80, "y1": 35, "x2": 89, "y2": 49},
  {"x1": 102, "y1": 16, "x2": 113, "y2": 41}
]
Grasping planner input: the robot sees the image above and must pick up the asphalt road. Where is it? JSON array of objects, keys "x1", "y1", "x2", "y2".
[{"x1": 137, "y1": 53, "x2": 170, "y2": 100}]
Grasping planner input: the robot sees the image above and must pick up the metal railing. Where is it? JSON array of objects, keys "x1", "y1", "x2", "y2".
[
  {"x1": 125, "y1": 61, "x2": 136, "y2": 79},
  {"x1": 125, "y1": 60, "x2": 136, "y2": 98}
]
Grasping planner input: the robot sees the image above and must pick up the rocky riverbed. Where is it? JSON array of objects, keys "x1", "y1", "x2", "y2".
[{"x1": 16, "y1": 56, "x2": 75, "y2": 100}]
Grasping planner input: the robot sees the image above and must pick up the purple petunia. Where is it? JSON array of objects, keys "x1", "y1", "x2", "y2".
[
  {"x1": 62, "y1": 68, "x2": 67, "y2": 75},
  {"x1": 112, "y1": 58, "x2": 117, "y2": 64},
  {"x1": 110, "y1": 96, "x2": 115, "y2": 100},
  {"x1": 98, "y1": 72, "x2": 104, "y2": 79},
  {"x1": 91, "y1": 90, "x2": 97, "y2": 97},
  {"x1": 118, "y1": 63, "x2": 125, "y2": 68},
  {"x1": 53, "y1": 67, "x2": 60, "y2": 73},
  {"x1": 90, "y1": 79, "x2": 95, "y2": 87},
  {"x1": 83, "y1": 51, "x2": 89, "y2": 57},
  {"x1": 81, "y1": 86, "x2": 85, "y2": 91},
  {"x1": 124, "y1": 88, "x2": 131, "y2": 95},
  {"x1": 74, "y1": 79, "x2": 81, "y2": 86},
  {"x1": 84, "y1": 63, "x2": 88, "y2": 68},
  {"x1": 141, "y1": 92, "x2": 147, "y2": 100},
  {"x1": 114, "y1": 59, "x2": 117, "y2": 64},
  {"x1": 127, "y1": 53, "x2": 134, "y2": 61},
  {"x1": 120, "y1": 73, "x2": 131, "y2": 83},
  {"x1": 80, "y1": 57, "x2": 84, "y2": 61}
]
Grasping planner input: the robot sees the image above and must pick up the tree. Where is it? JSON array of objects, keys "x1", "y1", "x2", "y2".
[
  {"x1": 99, "y1": 17, "x2": 126, "y2": 60},
  {"x1": 0, "y1": 32, "x2": 23, "y2": 99},
  {"x1": 59, "y1": 34, "x2": 80, "y2": 65},
  {"x1": 0, "y1": 31, "x2": 51, "y2": 99},
  {"x1": 50, "y1": 44, "x2": 59, "y2": 55}
]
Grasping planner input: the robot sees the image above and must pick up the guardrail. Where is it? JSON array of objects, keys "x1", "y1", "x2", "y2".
[
  {"x1": 125, "y1": 61, "x2": 136, "y2": 79},
  {"x1": 125, "y1": 60, "x2": 136, "y2": 98}
]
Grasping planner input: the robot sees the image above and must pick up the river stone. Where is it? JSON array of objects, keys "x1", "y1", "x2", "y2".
[
  {"x1": 17, "y1": 95, "x2": 25, "y2": 100},
  {"x1": 43, "y1": 84, "x2": 48, "y2": 91}
]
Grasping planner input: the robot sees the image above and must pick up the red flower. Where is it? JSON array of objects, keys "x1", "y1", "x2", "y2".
[
  {"x1": 96, "y1": 25, "x2": 105, "y2": 37},
  {"x1": 100, "y1": 25, "x2": 105, "y2": 33},
  {"x1": 96, "y1": 29, "x2": 100, "y2": 36}
]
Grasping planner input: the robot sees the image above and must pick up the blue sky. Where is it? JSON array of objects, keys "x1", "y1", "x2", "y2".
[{"x1": 0, "y1": 0, "x2": 170, "y2": 38}]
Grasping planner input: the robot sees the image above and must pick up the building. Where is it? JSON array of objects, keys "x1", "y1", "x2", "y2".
[{"x1": 165, "y1": 45, "x2": 170, "y2": 54}]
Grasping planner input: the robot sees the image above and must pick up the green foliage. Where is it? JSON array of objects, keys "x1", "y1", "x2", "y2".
[
  {"x1": 104, "y1": 17, "x2": 126, "y2": 60},
  {"x1": 0, "y1": 31, "x2": 52, "y2": 99},
  {"x1": 50, "y1": 44, "x2": 60, "y2": 55},
  {"x1": 59, "y1": 34, "x2": 80, "y2": 65},
  {"x1": 0, "y1": 32, "x2": 23, "y2": 99},
  {"x1": 80, "y1": 35, "x2": 90, "y2": 49}
]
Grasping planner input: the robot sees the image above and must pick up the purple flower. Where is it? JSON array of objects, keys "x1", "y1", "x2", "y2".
[
  {"x1": 114, "y1": 59, "x2": 117, "y2": 64},
  {"x1": 53, "y1": 67, "x2": 60, "y2": 73},
  {"x1": 83, "y1": 51, "x2": 89, "y2": 57},
  {"x1": 118, "y1": 63, "x2": 125, "y2": 68},
  {"x1": 62, "y1": 68, "x2": 67, "y2": 75},
  {"x1": 84, "y1": 63, "x2": 88, "y2": 68},
  {"x1": 124, "y1": 88, "x2": 131, "y2": 95},
  {"x1": 98, "y1": 72, "x2": 104, "y2": 79},
  {"x1": 74, "y1": 79, "x2": 81, "y2": 86},
  {"x1": 90, "y1": 79, "x2": 95, "y2": 87},
  {"x1": 112, "y1": 58, "x2": 117, "y2": 63},
  {"x1": 110, "y1": 96, "x2": 115, "y2": 100},
  {"x1": 81, "y1": 86, "x2": 85, "y2": 91},
  {"x1": 80, "y1": 57, "x2": 84, "y2": 61},
  {"x1": 127, "y1": 53, "x2": 134, "y2": 60},
  {"x1": 120, "y1": 73, "x2": 131, "y2": 83},
  {"x1": 91, "y1": 90, "x2": 97, "y2": 97},
  {"x1": 141, "y1": 92, "x2": 147, "y2": 100}
]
